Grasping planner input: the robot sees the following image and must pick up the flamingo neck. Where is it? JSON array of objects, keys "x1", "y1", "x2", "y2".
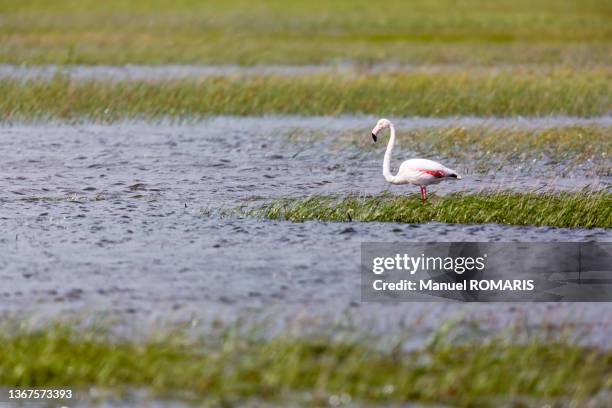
[{"x1": 383, "y1": 123, "x2": 397, "y2": 183}]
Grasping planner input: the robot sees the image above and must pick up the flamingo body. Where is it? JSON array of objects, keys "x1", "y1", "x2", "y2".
[
  {"x1": 396, "y1": 158, "x2": 459, "y2": 186},
  {"x1": 370, "y1": 119, "x2": 461, "y2": 201}
]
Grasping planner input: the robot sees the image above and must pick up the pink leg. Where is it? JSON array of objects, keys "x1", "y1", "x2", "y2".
[{"x1": 420, "y1": 186, "x2": 427, "y2": 202}]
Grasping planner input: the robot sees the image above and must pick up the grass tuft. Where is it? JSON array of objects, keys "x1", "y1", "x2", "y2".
[{"x1": 251, "y1": 192, "x2": 612, "y2": 228}]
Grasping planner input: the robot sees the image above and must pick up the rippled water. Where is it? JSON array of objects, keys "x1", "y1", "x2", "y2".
[{"x1": 1, "y1": 119, "x2": 610, "y2": 346}]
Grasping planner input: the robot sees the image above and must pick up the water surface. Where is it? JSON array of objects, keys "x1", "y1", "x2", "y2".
[{"x1": 0, "y1": 120, "x2": 610, "y2": 347}]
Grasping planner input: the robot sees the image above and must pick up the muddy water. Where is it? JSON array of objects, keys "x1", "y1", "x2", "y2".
[{"x1": 1, "y1": 119, "x2": 611, "y2": 346}]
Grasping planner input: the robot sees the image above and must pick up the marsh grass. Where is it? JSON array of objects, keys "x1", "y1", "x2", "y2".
[
  {"x1": 1, "y1": 0, "x2": 610, "y2": 65},
  {"x1": 251, "y1": 192, "x2": 612, "y2": 228},
  {"x1": 2, "y1": 68, "x2": 610, "y2": 120},
  {"x1": 319, "y1": 126, "x2": 611, "y2": 175},
  {"x1": 1, "y1": 324, "x2": 610, "y2": 406}
]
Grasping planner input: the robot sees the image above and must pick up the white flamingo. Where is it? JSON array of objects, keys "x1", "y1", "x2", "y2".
[{"x1": 371, "y1": 118, "x2": 462, "y2": 202}]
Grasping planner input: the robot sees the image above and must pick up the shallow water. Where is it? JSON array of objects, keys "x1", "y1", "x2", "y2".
[
  {"x1": 13, "y1": 115, "x2": 612, "y2": 129},
  {"x1": 1, "y1": 120, "x2": 610, "y2": 346},
  {"x1": 1, "y1": 63, "x2": 598, "y2": 82}
]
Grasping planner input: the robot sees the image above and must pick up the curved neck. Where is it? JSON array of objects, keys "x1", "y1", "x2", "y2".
[{"x1": 383, "y1": 124, "x2": 397, "y2": 183}]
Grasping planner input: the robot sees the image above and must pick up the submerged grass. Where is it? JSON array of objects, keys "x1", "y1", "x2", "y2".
[
  {"x1": 252, "y1": 192, "x2": 612, "y2": 229},
  {"x1": 1, "y1": 0, "x2": 610, "y2": 65},
  {"x1": 1, "y1": 324, "x2": 610, "y2": 406},
  {"x1": 2, "y1": 67, "x2": 611, "y2": 119},
  {"x1": 327, "y1": 125, "x2": 612, "y2": 175}
]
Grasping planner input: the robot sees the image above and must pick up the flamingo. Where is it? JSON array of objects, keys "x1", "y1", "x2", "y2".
[{"x1": 371, "y1": 118, "x2": 462, "y2": 202}]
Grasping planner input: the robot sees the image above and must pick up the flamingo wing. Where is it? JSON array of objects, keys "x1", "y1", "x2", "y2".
[{"x1": 396, "y1": 159, "x2": 459, "y2": 185}]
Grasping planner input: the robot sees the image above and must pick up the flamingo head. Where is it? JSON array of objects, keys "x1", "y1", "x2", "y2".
[{"x1": 371, "y1": 118, "x2": 391, "y2": 142}]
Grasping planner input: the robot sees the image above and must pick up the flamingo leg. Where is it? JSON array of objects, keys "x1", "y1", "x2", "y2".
[{"x1": 420, "y1": 186, "x2": 427, "y2": 202}]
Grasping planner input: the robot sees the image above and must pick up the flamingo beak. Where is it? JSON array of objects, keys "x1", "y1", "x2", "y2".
[{"x1": 371, "y1": 126, "x2": 381, "y2": 142}]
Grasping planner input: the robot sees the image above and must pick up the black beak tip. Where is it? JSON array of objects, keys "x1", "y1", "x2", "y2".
[{"x1": 371, "y1": 133, "x2": 377, "y2": 142}]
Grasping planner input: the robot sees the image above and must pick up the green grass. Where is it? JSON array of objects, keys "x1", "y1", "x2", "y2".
[
  {"x1": 315, "y1": 125, "x2": 611, "y2": 175},
  {"x1": 250, "y1": 192, "x2": 612, "y2": 228},
  {"x1": 1, "y1": 324, "x2": 610, "y2": 406},
  {"x1": 2, "y1": 67, "x2": 610, "y2": 120},
  {"x1": 1, "y1": 0, "x2": 610, "y2": 65}
]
